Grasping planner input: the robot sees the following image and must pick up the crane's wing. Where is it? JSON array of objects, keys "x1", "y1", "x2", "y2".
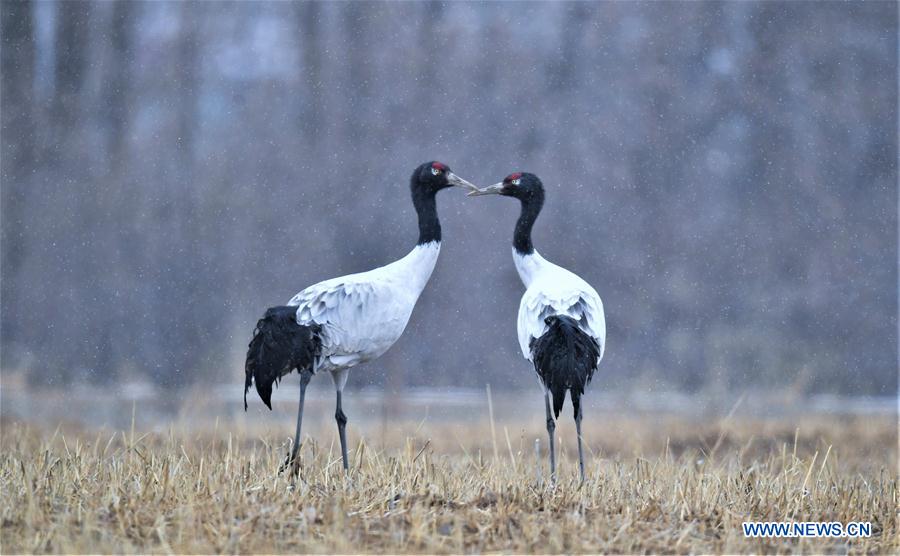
[
  {"x1": 517, "y1": 281, "x2": 606, "y2": 362},
  {"x1": 288, "y1": 276, "x2": 415, "y2": 365}
]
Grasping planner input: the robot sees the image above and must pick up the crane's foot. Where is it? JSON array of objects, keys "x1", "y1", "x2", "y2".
[
  {"x1": 278, "y1": 454, "x2": 291, "y2": 474},
  {"x1": 279, "y1": 452, "x2": 301, "y2": 476}
]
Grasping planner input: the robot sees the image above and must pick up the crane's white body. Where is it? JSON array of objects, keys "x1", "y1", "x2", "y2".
[
  {"x1": 287, "y1": 241, "x2": 440, "y2": 384},
  {"x1": 513, "y1": 248, "x2": 606, "y2": 363}
]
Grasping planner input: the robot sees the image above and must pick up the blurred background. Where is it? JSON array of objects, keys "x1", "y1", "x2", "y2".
[{"x1": 1, "y1": 1, "x2": 897, "y2": 426}]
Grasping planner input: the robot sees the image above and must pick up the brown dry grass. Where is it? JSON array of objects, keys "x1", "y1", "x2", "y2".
[{"x1": 1, "y1": 414, "x2": 897, "y2": 554}]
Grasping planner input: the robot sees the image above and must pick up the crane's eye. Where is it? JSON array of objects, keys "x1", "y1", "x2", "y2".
[
  {"x1": 431, "y1": 167, "x2": 442, "y2": 176},
  {"x1": 511, "y1": 178, "x2": 521, "y2": 185}
]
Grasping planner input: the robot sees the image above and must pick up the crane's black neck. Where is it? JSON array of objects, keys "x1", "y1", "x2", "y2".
[
  {"x1": 412, "y1": 187, "x2": 441, "y2": 245},
  {"x1": 514, "y1": 195, "x2": 543, "y2": 255}
]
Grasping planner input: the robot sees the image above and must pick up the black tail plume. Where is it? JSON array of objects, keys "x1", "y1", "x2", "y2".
[
  {"x1": 244, "y1": 306, "x2": 321, "y2": 410},
  {"x1": 530, "y1": 315, "x2": 600, "y2": 418}
]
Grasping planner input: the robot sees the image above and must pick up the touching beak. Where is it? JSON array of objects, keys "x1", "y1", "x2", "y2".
[
  {"x1": 446, "y1": 172, "x2": 480, "y2": 192},
  {"x1": 466, "y1": 182, "x2": 504, "y2": 196}
]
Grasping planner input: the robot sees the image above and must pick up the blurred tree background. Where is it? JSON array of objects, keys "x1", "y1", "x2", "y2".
[{"x1": 1, "y1": 1, "x2": 896, "y2": 396}]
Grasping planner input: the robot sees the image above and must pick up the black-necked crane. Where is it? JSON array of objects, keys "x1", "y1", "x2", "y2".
[
  {"x1": 469, "y1": 172, "x2": 606, "y2": 482},
  {"x1": 245, "y1": 161, "x2": 478, "y2": 473}
]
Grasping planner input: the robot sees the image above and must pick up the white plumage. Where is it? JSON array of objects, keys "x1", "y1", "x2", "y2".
[
  {"x1": 513, "y1": 248, "x2": 606, "y2": 363},
  {"x1": 288, "y1": 241, "x2": 440, "y2": 381}
]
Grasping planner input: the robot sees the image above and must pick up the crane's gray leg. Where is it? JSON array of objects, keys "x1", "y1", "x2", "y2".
[
  {"x1": 544, "y1": 390, "x2": 557, "y2": 484},
  {"x1": 332, "y1": 368, "x2": 350, "y2": 471},
  {"x1": 575, "y1": 402, "x2": 586, "y2": 482},
  {"x1": 335, "y1": 390, "x2": 349, "y2": 470},
  {"x1": 280, "y1": 369, "x2": 313, "y2": 475}
]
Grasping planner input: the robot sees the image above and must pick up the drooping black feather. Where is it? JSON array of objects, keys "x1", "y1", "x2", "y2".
[
  {"x1": 244, "y1": 306, "x2": 321, "y2": 410},
  {"x1": 530, "y1": 314, "x2": 600, "y2": 418}
]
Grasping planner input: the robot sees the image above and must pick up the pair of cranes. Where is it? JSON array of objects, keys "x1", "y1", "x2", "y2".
[{"x1": 244, "y1": 162, "x2": 606, "y2": 482}]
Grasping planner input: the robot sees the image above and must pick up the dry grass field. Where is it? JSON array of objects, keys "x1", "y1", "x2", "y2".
[{"x1": 1, "y1": 409, "x2": 897, "y2": 554}]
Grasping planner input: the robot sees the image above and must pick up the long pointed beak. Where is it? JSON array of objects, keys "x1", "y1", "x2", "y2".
[
  {"x1": 467, "y1": 182, "x2": 504, "y2": 196},
  {"x1": 446, "y1": 172, "x2": 479, "y2": 192}
]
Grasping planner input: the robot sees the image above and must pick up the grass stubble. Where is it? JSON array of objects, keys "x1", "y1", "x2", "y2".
[{"x1": 0, "y1": 412, "x2": 896, "y2": 554}]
